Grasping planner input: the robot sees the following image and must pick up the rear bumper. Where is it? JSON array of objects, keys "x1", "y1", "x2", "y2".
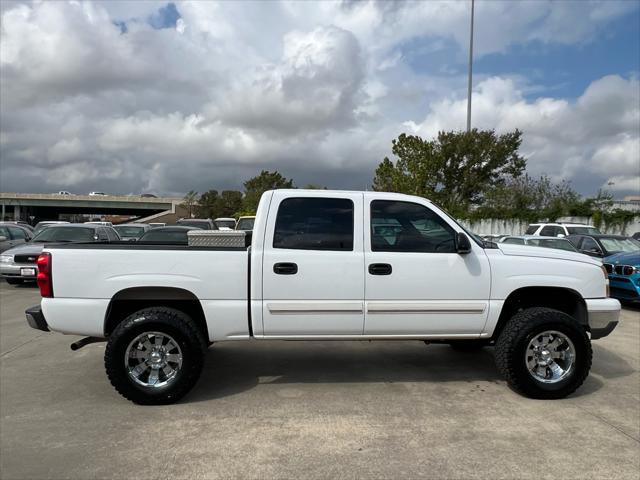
[
  {"x1": 585, "y1": 298, "x2": 620, "y2": 340},
  {"x1": 1, "y1": 263, "x2": 37, "y2": 279},
  {"x1": 25, "y1": 305, "x2": 49, "y2": 332}
]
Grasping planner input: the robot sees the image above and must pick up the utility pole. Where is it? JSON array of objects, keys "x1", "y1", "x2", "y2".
[{"x1": 466, "y1": 0, "x2": 475, "y2": 133}]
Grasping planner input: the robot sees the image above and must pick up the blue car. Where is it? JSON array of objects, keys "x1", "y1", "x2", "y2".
[{"x1": 603, "y1": 251, "x2": 640, "y2": 303}]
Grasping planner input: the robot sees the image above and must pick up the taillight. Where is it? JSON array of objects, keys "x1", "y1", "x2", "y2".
[
  {"x1": 36, "y1": 253, "x2": 53, "y2": 298},
  {"x1": 601, "y1": 264, "x2": 609, "y2": 297}
]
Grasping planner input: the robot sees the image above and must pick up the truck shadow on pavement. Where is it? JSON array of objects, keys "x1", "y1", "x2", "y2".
[{"x1": 185, "y1": 340, "x2": 630, "y2": 403}]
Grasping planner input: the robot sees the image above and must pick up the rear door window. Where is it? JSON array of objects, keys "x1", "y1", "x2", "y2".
[{"x1": 273, "y1": 198, "x2": 354, "y2": 251}]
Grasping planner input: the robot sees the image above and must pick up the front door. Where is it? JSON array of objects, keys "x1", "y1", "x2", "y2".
[
  {"x1": 262, "y1": 192, "x2": 365, "y2": 336},
  {"x1": 364, "y1": 198, "x2": 490, "y2": 336}
]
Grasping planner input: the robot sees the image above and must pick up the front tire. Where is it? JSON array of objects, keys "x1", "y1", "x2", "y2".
[
  {"x1": 495, "y1": 307, "x2": 592, "y2": 399},
  {"x1": 105, "y1": 307, "x2": 207, "y2": 405}
]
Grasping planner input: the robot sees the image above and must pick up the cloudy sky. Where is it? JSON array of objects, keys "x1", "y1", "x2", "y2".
[{"x1": 1, "y1": 0, "x2": 639, "y2": 197}]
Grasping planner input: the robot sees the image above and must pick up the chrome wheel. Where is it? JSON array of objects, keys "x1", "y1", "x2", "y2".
[
  {"x1": 125, "y1": 332, "x2": 183, "y2": 388},
  {"x1": 525, "y1": 330, "x2": 575, "y2": 384}
]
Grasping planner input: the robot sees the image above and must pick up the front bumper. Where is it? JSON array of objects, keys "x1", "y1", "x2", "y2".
[
  {"x1": 585, "y1": 298, "x2": 621, "y2": 339},
  {"x1": 25, "y1": 305, "x2": 49, "y2": 332},
  {"x1": 609, "y1": 275, "x2": 640, "y2": 301}
]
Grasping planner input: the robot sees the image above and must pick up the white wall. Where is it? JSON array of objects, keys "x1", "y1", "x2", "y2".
[{"x1": 460, "y1": 216, "x2": 640, "y2": 236}]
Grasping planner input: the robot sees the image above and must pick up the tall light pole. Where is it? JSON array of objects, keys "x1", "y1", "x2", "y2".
[{"x1": 466, "y1": 0, "x2": 475, "y2": 133}]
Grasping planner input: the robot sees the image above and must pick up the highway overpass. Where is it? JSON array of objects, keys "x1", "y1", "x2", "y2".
[{"x1": 0, "y1": 193, "x2": 183, "y2": 224}]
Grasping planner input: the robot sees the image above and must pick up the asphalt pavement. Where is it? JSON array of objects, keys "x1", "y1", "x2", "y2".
[{"x1": 1, "y1": 282, "x2": 638, "y2": 479}]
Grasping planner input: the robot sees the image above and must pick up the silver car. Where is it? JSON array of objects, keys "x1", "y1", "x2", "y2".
[
  {"x1": 1, "y1": 224, "x2": 120, "y2": 284},
  {"x1": 113, "y1": 223, "x2": 151, "y2": 241},
  {"x1": 0, "y1": 223, "x2": 33, "y2": 253},
  {"x1": 499, "y1": 235, "x2": 579, "y2": 252}
]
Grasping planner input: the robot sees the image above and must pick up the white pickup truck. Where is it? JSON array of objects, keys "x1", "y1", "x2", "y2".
[{"x1": 25, "y1": 190, "x2": 620, "y2": 404}]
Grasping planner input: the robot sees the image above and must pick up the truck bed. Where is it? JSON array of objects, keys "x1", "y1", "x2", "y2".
[{"x1": 42, "y1": 243, "x2": 251, "y2": 341}]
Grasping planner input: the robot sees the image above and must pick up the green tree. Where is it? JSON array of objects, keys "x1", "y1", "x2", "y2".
[
  {"x1": 242, "y1": 170, "x2": 294, "y2": 212},
  {"x1": 197, "y1": 190, "x2": 219, "y2": 218},
  {"x1": 372, "y1": 129, "x2": 527, "y2": 216},
  {"x1": 477, "y1": 174, "x2": 589, "y2": 221},
  {"x1": 217, "y1": 190, "x2": 243, "y2": 217},
  {"x1": 180, "y1": 190, "x2": 198, "y2": 218}
]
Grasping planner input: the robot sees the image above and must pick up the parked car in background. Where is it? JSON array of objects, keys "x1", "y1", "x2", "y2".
[
  {"x1": 500, "y1": 236, "x2": 579, "y2": 252},
  {"x1": 567, "y1": 234, "x2": 640, "y2": 258},
  {"x1": 114, "y1": 223, "x2": 151, "y2": 241},
  {"x1": 148, "y1": 223, "x2": 166, "y2": 229},
  {"x1": 1, "y1": 224, "x2": 120, "y2": 284},
  {"x1": 138, "y1": 226, "x2": 200, "y2": 245},
  {"x1": 88, "y1": 192, "x2": 107, "y2": 196},
  {"x1": 480, "y1": 234, "x2": 507, "y2": 242},
  {"x1": 214, "y1": 217, "x2": 236, "y2": 230},
  {"x1": 140, "y1": 193, "x2": 157, "y2": 198},
  {"x1": 2, "y1": 221, "x2": 34, "y2": 233},
  {"x1": 33, "y1": 221, "x2": 69, "y2": 234},
  {"x1": 525, "y1": 223, "x2": 600, "y2": 237},
  {"x1": 0, "y1": 223, "x2": 33, "y2": 253},
  {"x1": 85, "y1": 221, "x2": 114, "y2": 227},
  {"x1": 235, "y1": 216, "x2": 255, "y2": 231},
  {"x1": 632, "y1": 232, "x2": 640, "y2": 241},
  {"x1": 176, "y1": 218, "x2": 216, "y2": 230},
  {"x1": 603, "y1": 251, "x2": 640, "y2": 303},
  {"x1": 56, "y1": 191, "x2": 71, "y2": 195}
]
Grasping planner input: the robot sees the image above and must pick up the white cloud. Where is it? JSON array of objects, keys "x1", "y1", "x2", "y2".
[
  {"x1": 408, "y1": 75, "x2": 640, "y2": 193},
  {"x1": 0, "y1": 0, "x2": 638, "y2": 197}
]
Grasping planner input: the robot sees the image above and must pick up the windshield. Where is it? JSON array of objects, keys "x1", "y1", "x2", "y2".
[
  {"x1": 215, "y1": 220, "x2": 236, "y2": 229},
  {"x1": 600, "y1": 237, "x2": 640, "y2": 254},
  {"x1": 32, "y1": 227, "x2": 95, "y2": 242},
  {"x1": 114, "y1": 226, "x2": 145, "y2": 237},
  {"x1": 178, "y1": 220, "x2": 211, "y2": 229},
  {"x1": 528, "y1": 238, "x2": 577, "y2": 252},
  {"x1": 236, "y1": 218, "x2": 255, "y2": 230},
  {"x1": 139, "y1": 230, "x2": 190, "y2": 243},
  {"x1": 567, "y1": 226, "x2": 601, "y2": 235}
]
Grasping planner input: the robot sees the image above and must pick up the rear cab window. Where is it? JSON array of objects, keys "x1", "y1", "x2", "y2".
[{"x1": 524, "y1": 226, "x2": 538, "y2": 235}]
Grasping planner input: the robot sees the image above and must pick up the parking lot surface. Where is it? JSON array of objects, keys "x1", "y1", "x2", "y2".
[{"x1": 1, "y1": 282, "x2": 639, "y2": 479}]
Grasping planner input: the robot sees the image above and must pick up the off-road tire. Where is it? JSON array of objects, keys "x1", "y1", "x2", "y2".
[
  {"x1": 495, "y1": 307, "x2": 592, "y2": 399},
  {"x1": 105, "y1": 307, "x2": 208, "y2": 405}
]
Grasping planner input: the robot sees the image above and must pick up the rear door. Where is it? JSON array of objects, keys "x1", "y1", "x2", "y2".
[
  {"x1": 261, "y1": 191, "x2": 364, "y2": 336},
  {"x1": 364, "y1": 196, "x2": 490, "y2": 336}
]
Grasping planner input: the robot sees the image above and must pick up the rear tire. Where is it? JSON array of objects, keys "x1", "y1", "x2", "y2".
[
  {"x1": 495, "y1": 307, "x2": 591, "y2": 399},
  {"x1": 5, "y1": 278, "x2": 22, "y2": 285},
  {"x1": 105, "y1": 307, "x2": 208, "y2": 405}
]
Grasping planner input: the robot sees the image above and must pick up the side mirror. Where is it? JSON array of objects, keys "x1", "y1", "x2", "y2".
[
  {"x1": 456, "y1": 232, "x2": 472, "y2": 254},
  {"x1": 0, "y1": 236, "x2": 6, "y2": 242}
]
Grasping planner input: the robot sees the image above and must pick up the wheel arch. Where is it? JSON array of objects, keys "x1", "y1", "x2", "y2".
[
  {"x1": 492, "y1": 286, "x2": 587, "y2": 340},
  {"x1": 104, "y1": 286, "x2": 209, "y2": 341}
]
